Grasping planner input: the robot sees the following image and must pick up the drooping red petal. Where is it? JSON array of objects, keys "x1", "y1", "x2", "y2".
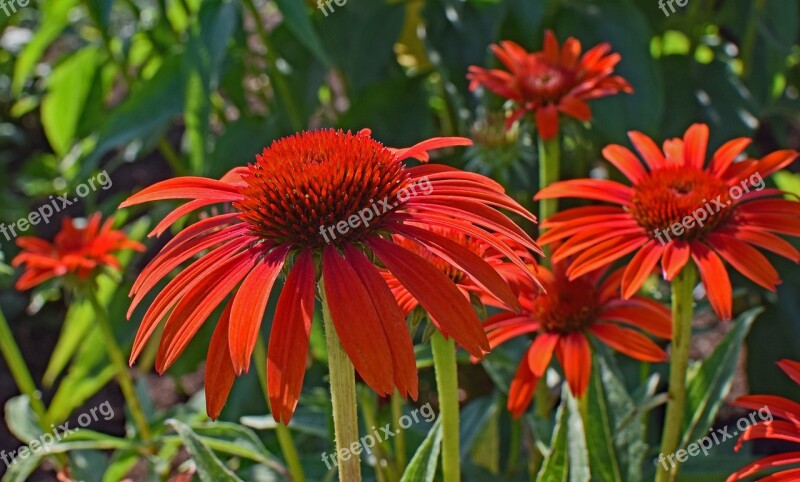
[
  {"x1": 557, "y1": 332, "x2": 592, "y2": 397},
  {"x1": 566, "y1": 234, "x2": 648, "y2": 279},
  {"x1": 725, "y1": 452, "x2": 800, "y2": 482},
  {"x1": 735, "y1": 420, "x2": 800, "y2": 450},
  {"x1": 558, "y1": 96, "x2": 591, "y2": 121},
  {"x1": 691, "y1": 241, "x2": 732, "y2": 320},
  {"x1": 661, "y1": 240, "x2": 690, "y2": 281},
  {"x1": 229, "y1": 245, "x2": 290, "y2": 375},
  {"x1": 206, "y1": 300, "x2": 236, "y2": 420},
  {"x1": 322, "y1": 246, "x2": 395, "y2": 396},
  {"x1": 732, "y1": 395, "x2": 800, "y2": 426},
  {"x1": 390, "y1": 137, "x2": 473, "y2": 162},
  {"x1": 755, "y1": 468, "x2": 800, "y2": 482},
  {"x1": 589, "y1": 323, "x2": 668, "y2": 362},
  {"x1": 268, "y1": 251, "x2": 315, "y2": 424},
  {"x1": 120, "y1": 177, "x2": 243, "y2": 207},
  {"x1": 535, "y1": 104, "x2": 560, "y2": 140},
  {"x1": 366, "y1": 236, "x2": 489, "y2": 357},
  {"x1": 597, "y1": 303, "x2": 672, "y2": 339},
  {"x1": 709, "y1": 137, "x2": 751, "y2": 175},
  {"x1": 535, "y1": 179, "x2": 633, "y2": 206},
  {"x1": 343, "y1": 245, "x2": 418, "y2": 399},
  {"x1": 705, "y1": 233, "x2": 780, "y2": 291},
  {"x1": 778, "y1": 359, "x2": 800, "y2": 386},
  {"x1": 508, "y1": 352, "x2": 538, "y2": 419},
  {"x1": 528, "y1": 332, "x2": 559, "y2": 377},
  {"x1": 621, "y1": 241, "x2": 665, "y2": 298}
]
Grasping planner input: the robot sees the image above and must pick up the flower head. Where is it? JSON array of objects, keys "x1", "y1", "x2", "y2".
[
  {"x1": 484, "y1": 262, "x2": 670, "y2": 418},
  {"x1": 12, "y1": 213, "x2": 143, "y2": 291},
  {"x1": 727, "y1": 359, "x2": 800, "y2": 481},
  {"x1": 467, "y1": 30, "x2": 632, "y2": 139},
  {"x1": 121, "y1": 129, "x2": 540, "y2": 422},
  {"x1": 536, "y1": 124, "x2": 800, "y2": 320}
]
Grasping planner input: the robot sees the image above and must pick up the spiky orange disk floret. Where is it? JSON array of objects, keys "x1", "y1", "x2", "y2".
[
  {"x1": 531, "y1": 276, "x2": 601, "y2": 334},
  {"x1": 519, "y1": 63, "x2": 576, "y2": 104},
  {"x1": 631, "y1": 167, "x2": 733, "y2": 239},
  {"x1": 236, "y1": 130, "x2": 409, "y2": 247}
]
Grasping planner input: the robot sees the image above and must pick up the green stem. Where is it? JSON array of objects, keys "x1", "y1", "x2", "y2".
[
  {"x1": 253, "y1": 337, "x2": 307, "y2": 482},
  {"x1": 321, "y1": 280, "x2": 362, "y2": 482},
  {"x1": 537, "y1": 133, "x2": 561, "y2": 245},
  {"x1": 0, "y1": 308, "x2": 48, "y2": 423},
  {"x1": 391, "y1": 391, "x2": 407, "y2": 472},
  {"x1": 431, "y1": 331, "x2": 460, "y2": 482},
  {"x1": 86, "y1": 290, "x2": 152, "y2": 442},
  {"x1": 242, "y1": 0, "x2": 305, "y2": 132},
  {"x1": 741, "y1": 0, "x2": 766, "y2": 80},
  {"x1": 655, "y1": 263, "x2": 697, "y2": 482},
  {"x1": 358, "y1": 387, "x2": 394, "y2": 482}
]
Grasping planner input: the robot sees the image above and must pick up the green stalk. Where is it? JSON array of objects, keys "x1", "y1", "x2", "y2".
[
  {"x1": 321, "y1": 279, "x2": 362, "y2": 482},
  {"x1": 86, "y1": 290, "x2": 152, "y2": 442},
  {"x1": 537, "y1": 134, "x2": 561, "y2": 242},
  {"x1": 253, "y1": 337, "x2": 307, "y2": 482},
  {"x1": 655, "y1": 263, "x2": 697, "y2": 482},
  {"x1": 430, "y1": 331, "x2": 460, "y2": 482},
  {"x1": 0, "y1": 308, "x2": 48, "y2": 423},
  {"x1": 391, "y1": 391, "x2": 407, "y2": 472}
]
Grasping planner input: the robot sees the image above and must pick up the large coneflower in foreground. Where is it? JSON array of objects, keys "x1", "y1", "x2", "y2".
[
  {"x1": 536, "y1": 124, "x2": 799, "y2": 320},
  {"x1": 120, "y1": 129, "x2": 540, "y2": 423},
  {"x1": 481, "y1": 261, "x2": 670, "y2": 418},
  {"x1": 12, "y1": 213, "x2": 144, "y2": 291},
  {"x1": 728, "y1": 360, "x2": 800, "y2": 482},
  {"x1": 467, "y1": 30, "x2": 632, "y2": 139}
]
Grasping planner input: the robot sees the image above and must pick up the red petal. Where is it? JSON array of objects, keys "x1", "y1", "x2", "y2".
[
  {"x1": 598, "y1": 303, "x2": 672, "y2": 339},
  {"x1": 390, "y1": 137, "x2": 472, "y2": 162},
  {"x1": 691, "y1": 242, "x2": 732, "y2": 320},
  {"x1": 778, "y1": 359, "x2": 800, "y2": 386},
  {"x1": 120, "y1": 177, "x2": 242, "y2": 207},
  {"x1": 661, "y1": 240, "x2": 690, "y2": 281},
  {"x1": 683, "y1": 123, "x2": 709, "y2": 169},
  {"x1": 229, "y1": 246, "x2": 290, "y2": 374},
  {"x1": 709, "y1": 138, "x2": 751, "y2": 175},
  {"x1": 558, "y1": 96, "x2": 591, "y2": 121},
  {"x1": 508, "y1": 353, "x2": 538, "y2": 419},
  {"x1": 602, "y1": 144, "x2": 648, "y2": 183},
  {"x1": 589, "y1": 323, "x2": 668, "y2": 362},
  {"x1": 621, "y1": 241, "x2": 665, "y2": 298},
  {"x1": 367, "y1": 236, "x2": 489, "y2": 357},
  {"x1": 557, "y1": 333, "x2": 592, "y2": 397},
  {"x1": 535, "y1": 104, "x2": 559, "y2": 140},
  {"x1": 628, "y1": 131, "x2": 665, "y2": 170},
  {"x1": 206, "y1": 300, "x2": 236, "y2": 420},
  {"x1": 343, "y1": 245, "x2": 418, "y2": 399},
  {"x1": 725, "y1": 452, "x2": 800, "y2": 482},
  {"x1": 705, "y1": 233, "x2": 780, "y2": 291},
  {"x1": 322, "y1": 246, "x2": 395, "y2": 396},
  {"x1": 528, "y1": 332, "x2": 559, "y2": 377},
  {"x1": 732, "y1": 395, "x2": 800, "y2": 426},
  {"x1": 268, "y1": 251, "x2": 315, "y2": 424},
  {"x1": 535, "y1": 179, "x2": 633, "y2": 205}
]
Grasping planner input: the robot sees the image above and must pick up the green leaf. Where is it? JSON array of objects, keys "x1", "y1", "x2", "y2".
[
  {"x1": 585, "y1": 352, "x2": 630, "y2": 482},
  {"x1": 400, "y1": 419, "x2": 442, "y2": 482},
  {"x1": 4, "y1": 395, "x2": 42, "y2": 442},
  {"x1": 273, "y1": 0, "x2": 330, "y2": 66},
  {"x1": 41, "y1": 47, "x2": 102, "y2": 155},
  {"x1": 536, "y1": 390, "x2": 570, "y2": 482},
  {"x1": 189, "y1": 421, "x2": 282, "y2": 472},
  {"x1": 681, "y1": 307, "x2": 763, "y2": 448},
  {"x1": 167, "y1": 419, "x2": 243, "y2": 482},
  {"x1": 565, "y1": 391, "x2": 590, "y2": 482},
  {"x1": 536, "y1": 387, "x2": 591, "y2": 482},
  {"x1": 12, "y1": 0, "x2": 79, "y2": 95}
]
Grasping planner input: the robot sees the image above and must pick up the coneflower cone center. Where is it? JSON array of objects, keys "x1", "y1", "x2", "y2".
[
  {"x1": 534, "y1": 277, "x2": 600, "y2": 334},
  {"x1": 236, "y1": 130, "x2": 410, "y2": 248},
  {"x1": 631, "y1": 168, "x2": 733, "y2": 241},
  {"x1": 520, "y1": 61, "x2": 574, "y2": 102}
]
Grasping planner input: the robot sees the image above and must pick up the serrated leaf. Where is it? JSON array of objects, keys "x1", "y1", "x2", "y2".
[
  {"x1": 167, "y1": 419, "x2": 243, "y2": 482},
  {"x1": 681, "y1": 307, "x2": 762, "y2": 448},
  {"x1": 400, "y1": 418, "x2": 442, "y2": 482}
]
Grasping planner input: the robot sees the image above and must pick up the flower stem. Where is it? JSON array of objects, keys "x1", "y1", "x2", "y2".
[
  {"x1": 86, "y1": 290, "x2": 152, "y2": 442},
  {"x1": 0, "y1": 308, "x2": 48, "y2": 423},
  {"x1": 431, "y1": 331, "x2": 460, "y2": 482},
  {"x1": 253, "y1": 337, "x2": 307, "y2": 482},
  {"x1": 391, "y1": 391, "x2": 407, "y2": 472},
  {"x1": 321, "y1": 279, "x2": 362, "y2": 482},
  {"x1": 656, "y1": 263, "x2": 697, "y2": 482},
  {"x1": 537, "y1": 134, "x2": 561, "y2": 240}
]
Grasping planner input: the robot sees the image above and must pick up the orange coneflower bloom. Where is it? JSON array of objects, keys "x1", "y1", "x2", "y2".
[
  {"x1": 483, "y1": 262, "x2": 670, "y2": 418},
  {"x1": 121, "y1": 128, "x2": 540, "y2": 422},
  {"x1": 727, "y1": 360, "x2": 800, "y2": 482},
  {"x1": 12, "y1": 213, "x2": 144, "y2": 291},
  {"x1": 536, "y1": 124, "x2": 800, "y2": 320},
  {"x1": 467, "y1": 30, "x2": 632, "y2": 139}
]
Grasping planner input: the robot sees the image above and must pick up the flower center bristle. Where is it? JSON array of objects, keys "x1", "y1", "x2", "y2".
[
  {"x1": 235, "y1": 130, "x2": 410, "y2": 248},
  {"x1": 534, "y1": 277, "x2": 600, "y2": 334},
  {"x1": 520, "y1": 62, "x2": 574, "y2": 102},
  {"x1": 630, "y1": 167, "x2": 733, "y2": 241}
]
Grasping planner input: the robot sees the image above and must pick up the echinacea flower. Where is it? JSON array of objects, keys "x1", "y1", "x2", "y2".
[
  {"x1": 483, "y1": 261, "x2": 670, "y2": 418},
  {"x1": 120, "y1": 128, "x2": 540, "y2": 422},
  {"x1": 12, "y1": 213, "x2": 143, "y2": 291},
  {"x1": 727, "y1": 359, "x2": 800, "y2": 482},
  {"x1": 467, "y1": 30, "x2": 632, "y2": 139},
  {"x1": 536, "y1": 124, "x2": 800, "y2": 320}
]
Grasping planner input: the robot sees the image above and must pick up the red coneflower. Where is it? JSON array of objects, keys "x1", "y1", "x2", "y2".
[
  {"x1": 121, "y1": 128, "x2": 540, "y2": 422},
  {"x1": 728, "y1": 359, "x2": 800, "y2": 482},
  {"x1": 467, "y1": 30, "x2": 632, "y2": 139},
  {"x1": 483, "y1": 262, "x2": 670, "y2": 418},
  {"x1": 536, "y1": 124, "x2": 800, "y2": 320},
  {"x1": 12, "y1": 213, "x2": 144, "y2": 291}
]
